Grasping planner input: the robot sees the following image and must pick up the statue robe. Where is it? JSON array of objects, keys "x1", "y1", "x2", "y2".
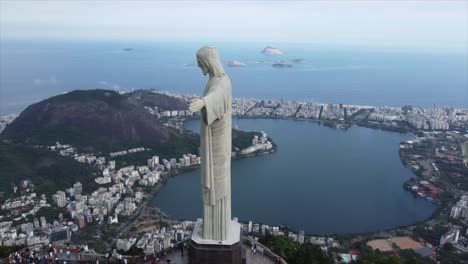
[{"x1": 200, "y1": 74, "x2": 232, "y2": 240}]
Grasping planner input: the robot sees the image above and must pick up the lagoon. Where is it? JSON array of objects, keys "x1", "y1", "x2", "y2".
[{"x1": 153, "y1": 118, "x2": 437, "y2": 234}]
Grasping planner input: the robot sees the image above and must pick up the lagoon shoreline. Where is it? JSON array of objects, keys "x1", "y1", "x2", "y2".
[{"x1": 152, "y1": 115, "x2": 446, "y2": 237}]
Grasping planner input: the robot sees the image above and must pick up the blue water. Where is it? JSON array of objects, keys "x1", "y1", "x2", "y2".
[
  {"x1": 1, "y1": 40, "x2": 467, "y2": 115},
  {"x1": 153, "y1": 118, "x2": 437, "y2": 234},
  {"x1": 0, "y1": 40, "x2": 444, "y2": 234}
]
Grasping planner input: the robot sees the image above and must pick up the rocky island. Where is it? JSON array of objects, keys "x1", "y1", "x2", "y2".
[
  {"x1": 226, "y1": 60, "x2": 246, "y2": 67},
  {"x1": 272, "y1": 63, "x2": 293, "y2": 68},
  {"x1": 261, "y1": 46, "x2": 284, "y2": 55},
  {"x1": 288, "y1": 59, "x2": 304, "y2": 63}
]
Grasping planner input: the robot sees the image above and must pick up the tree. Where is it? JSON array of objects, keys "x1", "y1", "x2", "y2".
[
  {"x1": 259, "y1": 235, "x2": 334, "y2": 264},
  {"x1": 289, "y1": 243, "x2": 334, "y2": 264},
  {"x1": 0, "y1": 246, "x2": 24, "y2": 259}
]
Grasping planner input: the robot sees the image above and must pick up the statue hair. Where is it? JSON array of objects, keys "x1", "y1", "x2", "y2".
[{"x1": 196, "y1": 46, "x2": 226, "y2": 78}]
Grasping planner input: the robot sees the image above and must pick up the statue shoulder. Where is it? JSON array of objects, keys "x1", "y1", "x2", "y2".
[{"x1": 208, "y1": 75, "x2": 231, "y2": 89}]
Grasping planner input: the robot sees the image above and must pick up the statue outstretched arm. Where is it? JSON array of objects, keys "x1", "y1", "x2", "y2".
[
  {"x1": 190, "y1": 77, "x2": 230, "y2": 124},
  {"x1": 189, "y1": 98, "x2": 205, "y2": 113}
]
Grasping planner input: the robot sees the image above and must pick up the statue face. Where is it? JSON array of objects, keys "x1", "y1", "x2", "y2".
[{"x1": 197, "y1": 58, "x2": 209, "y2": 76}]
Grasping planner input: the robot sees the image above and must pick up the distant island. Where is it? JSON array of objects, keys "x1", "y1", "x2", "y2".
[
  {"x1": 226, "y1": 60, "x2": 246, "y2": 67},
  {"x1": 122, "y1": 48, "x2": 134, "y2": 52},
  {"x1": 289, "y1": 59, "x2": 304, "y2": 63},
  {"x1": 272, "y1": 63, "x2": 293, "y2": 68},
  {"x1": 261, "y1": 46, "x2": 284, "y2": 55}
]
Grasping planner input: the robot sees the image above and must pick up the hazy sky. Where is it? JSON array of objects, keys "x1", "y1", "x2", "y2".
[{"x1": 1, "y1": 1, "x2": 467, "y2": 48}]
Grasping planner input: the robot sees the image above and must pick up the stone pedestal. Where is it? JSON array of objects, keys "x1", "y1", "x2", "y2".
[{"x1": 189, "y1": 219, "x2": 243, "y2": 264}]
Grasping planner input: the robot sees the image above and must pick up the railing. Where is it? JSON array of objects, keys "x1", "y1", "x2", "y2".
[
  {"x1": 2, "y1": 242, "x2": 183, "y2": 264},
  {"x1": 5, "y1": 238, "x2": 287, "y2": 264},
  {"x1": 243, "y1": 236, "x2": 288, "y2": 264},
  {"x1": 79, "y1": 240, "x2": 189, "y2": 263}
]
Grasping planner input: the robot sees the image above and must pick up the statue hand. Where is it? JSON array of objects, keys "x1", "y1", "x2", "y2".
[{"x1": 189, "y1": 98, "x2": 205, "y2": 113}]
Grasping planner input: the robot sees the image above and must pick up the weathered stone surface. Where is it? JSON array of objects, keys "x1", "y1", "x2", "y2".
[{"x1": 189, "y1": 46, "x2": 233, "y2": 241}]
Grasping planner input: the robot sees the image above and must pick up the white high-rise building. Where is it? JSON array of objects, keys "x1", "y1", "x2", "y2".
[
  {"x1": 252, "y1": 135, "x2": 259, "y2": 145},
  {"x1": 451, "y1": 206, "x2": 462, "y2": 219},
  {"x1": 152, "y1": 156, "x2": 159, "y2": 165},
  {"x1": 183, "y1": 154, "x2": 191, "y2": 166},
  {"x1": 109, "y1": 160, "x2": 116, "y2": 170},
  {"x1": 33, "y1": 218, "x2": 40, "y2": 230},
  {"x1": 440, "y1": 229, "x2": 460, "y2": 246},
  {"x1": 40, "y1": 216, "x2": 47, "y2": 229},
  {"x1": 21, "y1": 222, "x2": 34, "y2": 234},
  {"x1": 170, "y1": 158, "x2": 177, "y2": 167},
  {"x1": 299, "y1": 230, "x2": 305, "y2": 244},
  {"x1": 147, "y1": 159, "x2": 154, "y2": 169},
  {"x1": 53, "y1": 191, "x2": 67, "y2": 207},
  {"x1": 73, "y1": 182, "x2": 83, "y2": 195}
]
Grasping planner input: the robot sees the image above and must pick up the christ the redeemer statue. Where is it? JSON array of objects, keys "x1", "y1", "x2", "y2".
[{"x1": 189, "y1": 46, "x2": 232, "y2": 241}]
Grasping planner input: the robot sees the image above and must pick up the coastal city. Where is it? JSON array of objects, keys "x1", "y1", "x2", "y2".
[
  {"x1": 0, "y1": 90, "x2": 467, "y2": 263},
  {"x1": 2, "y1": 91, "x2": 467, "y2": 134}
]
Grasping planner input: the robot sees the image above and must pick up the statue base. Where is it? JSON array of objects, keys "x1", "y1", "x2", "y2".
[{"x1": 189, "y1": 219, "x2": 244, "y2": 264}]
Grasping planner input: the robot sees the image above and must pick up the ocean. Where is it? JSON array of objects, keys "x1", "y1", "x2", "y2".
[{"x1": 1, "y1": 40, "x2": 467, "y2": 115}]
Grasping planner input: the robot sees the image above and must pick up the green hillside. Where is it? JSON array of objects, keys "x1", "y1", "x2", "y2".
[{"x1": 0, "y1": 142, "x2": 99, "y2": 198}]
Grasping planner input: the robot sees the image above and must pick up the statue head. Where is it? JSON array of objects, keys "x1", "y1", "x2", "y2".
[
  {"x1": 197, "y1": 58, "x2": 210, "y2": 76},
  {"x1": 196, "y1": 46, "x2": 225, "y2": 77}
]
